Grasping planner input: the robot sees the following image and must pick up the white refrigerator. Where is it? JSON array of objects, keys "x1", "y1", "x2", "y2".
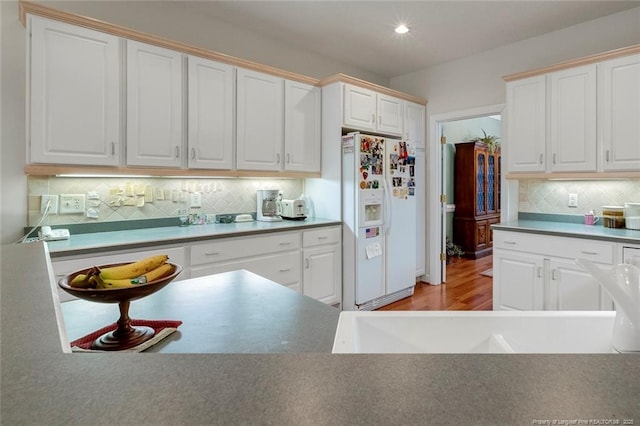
[{"x1": 342, "y1": 132, "x2": 417, "y2": 310}]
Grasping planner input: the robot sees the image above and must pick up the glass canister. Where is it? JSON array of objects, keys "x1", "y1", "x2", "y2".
[{"x1": 602, "y1": 206, "x2": 625, "y2": 228}]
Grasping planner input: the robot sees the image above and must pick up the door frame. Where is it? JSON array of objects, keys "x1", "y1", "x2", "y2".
[{"x1": 427, "y1": 104, "x2": 515, "y2": 285}]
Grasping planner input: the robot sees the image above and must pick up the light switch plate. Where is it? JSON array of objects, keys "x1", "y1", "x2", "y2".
[
  {"x1": 190, "y1": 192, "x2": 202, "y2": 208},
  {"x1": 568, "y1": 193, "x2": 578, "y2": 207}
]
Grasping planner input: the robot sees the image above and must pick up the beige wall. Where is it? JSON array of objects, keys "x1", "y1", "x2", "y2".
[
  {"x1": 43, "y1": 1, "x2": 388, "y2": 85},
  {"x1": 390, "y1": 7, "x2": 640, "y2": 116}
]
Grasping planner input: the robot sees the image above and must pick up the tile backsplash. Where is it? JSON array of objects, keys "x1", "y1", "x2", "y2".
[
  {"x1": 28, "y1": 176, "x2": 303, "y2": 226},
  {"x1": 519, "y1": 179, "x2": 640, "y2": 215}
]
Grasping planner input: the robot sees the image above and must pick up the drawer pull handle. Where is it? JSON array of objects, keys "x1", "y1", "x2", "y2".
[
  {"x1": 204, "y1": 251, "x2": 220, "y2": 256},
  {"x1": 581, "y1": 251, "x2": 598, "y2": 255},
  {"x1": 317, "y1": 236, "x2": 328, "y2": 240},
  {"x1": 279, "y1": 268, "x2": 291, "y2": 272},
  {"x1": 279, "y1": 242, "x2": 291, "y2": 246},
  {"x1": 504, "y1": 241, "x2": 517, "y2": 245}
]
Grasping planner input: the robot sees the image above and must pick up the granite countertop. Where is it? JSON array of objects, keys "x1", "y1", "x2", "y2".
[
  {"x1": 493, "y1": 219, "x2": 640, "y2": 245},
  {"x1": 46, "y1": 217, "x2": 341, "y2": 257},
  {"x1": 2, "y1": 242, "x2": 639, "y2": 424},
  {"x1": 60, "y1": 269, "x2": 339, "y2": 353}
]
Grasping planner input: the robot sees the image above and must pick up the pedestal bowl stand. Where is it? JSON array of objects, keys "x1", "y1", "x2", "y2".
[{"x1": 58, "y1": 263, "x2": 182, "y2": 351}]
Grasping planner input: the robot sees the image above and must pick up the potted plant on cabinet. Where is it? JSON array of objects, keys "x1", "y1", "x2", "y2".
[{"x1": 471, "y1": 129, "x2": 500, "y2": 154}]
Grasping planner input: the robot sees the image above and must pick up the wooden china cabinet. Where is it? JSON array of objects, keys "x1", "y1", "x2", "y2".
[{"x1": 453, "y1": 141, "x2": 501, "y2": 259}]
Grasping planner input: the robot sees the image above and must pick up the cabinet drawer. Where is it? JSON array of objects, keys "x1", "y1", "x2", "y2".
[
  {"x1": 493, "y1": 231, "x2": 614, "y2": 264},
  {"x1": 190, "y1": 251, "x2": 301, "y2": 286},
  {"x1": 190, "y1": 232, "x2": 300, "y2": 266},
  {"x1": 302, "y1": 226, "x2": 341, "y2": 247}
]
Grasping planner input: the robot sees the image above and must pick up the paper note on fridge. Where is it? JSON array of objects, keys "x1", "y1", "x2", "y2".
[{"x1": 365, "y1": 242, "x2": 382, "y2": 259}]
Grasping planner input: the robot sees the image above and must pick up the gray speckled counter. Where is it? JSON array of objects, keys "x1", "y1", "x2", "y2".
[
  {"x1": 46, "y1": 217, "x2": 341, "y2": 257},
  {"x1": 493, "y1": 219, "x2": 640, "y2": 244},
  {"x1": 61, "y1": 270, "x2": 339, "y2": 353},
  {"x1": 2, "y1": 242, "x2": 639, "y2": 425}
]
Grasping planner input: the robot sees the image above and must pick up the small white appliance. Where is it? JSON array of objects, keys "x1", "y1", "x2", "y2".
[
  {"x1": 256, "y1": 189, "x2": 282, "y2": 222},
  {"x1": 342, "y1": 132, "x2": 417, "y2": 310},
  {"x1": 281, "y1": 199, "x2": 306, "y2": 220}
]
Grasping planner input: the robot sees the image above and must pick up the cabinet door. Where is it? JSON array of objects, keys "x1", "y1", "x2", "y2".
[
  {"x1": 191, "y1": 251, "x2": 301, "y2": 292},
  {"x1": 29, "y1": 17, "x2": 120, "y2": 166},
  {"x1": 187, "y1": 56, "x2": 234, "y2": 170},
  {"x1": 404, "y1": 102, "x2": 425, "y2": 149},
  {"x1": 600, "y1": 54, "x2": 640, "y2": 171},
  {"x1": 376, "y1": 94, "x2": 403, "y2": 136},
  {"x1": 549, "y1": 65, "x2": 597, "y2": 172},
  {"x1": 127, "y1": 41, "x2": 183, "y2": 167},
  {"x1": 284, "y1": 80, "x2": 321, "y2": 172},
  {"x1": 303, "y1": 244, "x2": 341, "y2": 305},
  {"x1": 506, "y1": 76, "x2": 546, "y2": 173},
  {"x1": 548, "y1": 258, "x2": 613, "y2": 311},
  {"x1": 236, "y1": 68, "x2": 284, "y2": 171},
  {"x1": 493, "y1": 250, "x2": 544, "y2": 311},
  {"x1": 343, "y1": 84, "x2": 376, "y2": 131}
]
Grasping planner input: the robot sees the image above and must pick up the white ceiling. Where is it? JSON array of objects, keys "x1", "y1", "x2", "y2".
[{"x1": 182, "y1": 1, "x2": 640, "y2": 79}]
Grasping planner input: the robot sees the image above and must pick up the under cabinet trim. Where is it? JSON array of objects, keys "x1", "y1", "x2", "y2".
[
  {"x1": 505, "y1": 171, "x2": 640, "y2": 180},
  {"x1": 23, "y1": 164, "x2": 320, "y2": 179}
]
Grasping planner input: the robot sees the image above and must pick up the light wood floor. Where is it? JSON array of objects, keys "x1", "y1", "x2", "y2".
[{"x1": 380, "y1": 255, "x2": 493, "y2": 311}]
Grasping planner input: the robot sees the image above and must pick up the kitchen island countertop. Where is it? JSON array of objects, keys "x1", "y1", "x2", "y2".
[
  {"x1": 60, "y1": 269, "x2": 339, "y2": 353},
  {"x1": 493, "y1": 219, "x2": 640, "y2": 244},
  {"x1": 46, "y1": 217, "x2": 341, "y2": 257},
  {"x1": 2, "y1": 242, "x2": 639, "y2": 425}
]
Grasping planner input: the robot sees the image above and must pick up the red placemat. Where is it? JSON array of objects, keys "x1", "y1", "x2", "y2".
[{"x1": 70, "y1": 319, "x2": 182, "y2": 351}]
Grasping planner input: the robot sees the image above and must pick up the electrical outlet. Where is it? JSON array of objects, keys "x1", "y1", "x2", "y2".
[
  {"x1": 59, "y1": 194, "x2": 86, "y2": 214},
  {"x1": 41, "y1": 195, "x2": 58, "y2": 215},
  {"x1": 568, "y1": 193, "x2": 578, "y2": 208}
]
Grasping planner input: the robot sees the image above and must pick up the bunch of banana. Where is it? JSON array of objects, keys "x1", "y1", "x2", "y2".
[{"x1": 68, "y1": 254, "x2": 173, "y2": 289}]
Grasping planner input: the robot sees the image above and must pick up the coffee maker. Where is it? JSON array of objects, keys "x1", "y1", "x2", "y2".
[{"x1": 256, "y1": 189, "x2": 282, "y2": 222}]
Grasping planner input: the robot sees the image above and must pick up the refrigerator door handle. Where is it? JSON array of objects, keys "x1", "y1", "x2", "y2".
[{"x1": 383, "y1": 177, "x2": 393, "y2": 235}]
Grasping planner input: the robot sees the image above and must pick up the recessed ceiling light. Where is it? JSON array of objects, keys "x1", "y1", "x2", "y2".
[{"x1": 394, "y1": 24, "x2": 409, "y2": 34}]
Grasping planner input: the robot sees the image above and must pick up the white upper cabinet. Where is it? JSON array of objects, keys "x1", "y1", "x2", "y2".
[
  {"x1": 600, "y1": 54, "x2": 640, "y2": 171},
  {"x1": 187, "y1": 56, "x2": 235, "y2": 170},
  {"x1": 404, "y1": 101, "x2": 425, "y2": 149},
  {"x1": 343, "y1": 84, "x2": 403, "y2": 136},
  {"x1": 376, "y1": 94, "x2": 403, "y2": 136},
  {"x1": 506, "y1": 75, "x2": 547, "y2": 173},
  {"x1": 29, "y1": 16, "x2": 121, "y2": 166},
  {"x1": 236, "y1": 68, "x2": 284, "y2": 171},
  {"x1": 284, "y1": 80, "x2": 321, "y2": 173},
  {"x1": 126, "y1": 40, "x2": 183, "y2": 167},
  {"x1": 549, "y1": 64, "x2": 597, "y2": 172}
]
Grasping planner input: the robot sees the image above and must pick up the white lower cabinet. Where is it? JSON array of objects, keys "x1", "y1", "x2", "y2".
[
  {"x1": 493, "y1": 230, "x2": 614, "y2": 311},
  {"x1": 493, "y1": 250, "x2": 544, "y2": 311},
  {"x1": 302, "y1": 227, "x2": 342, "y2": 306},
  {"x1": 50, "y1": 226, "x2": 341, "y2": 304},
  {"x1": 190, "y1": 231, "x2": 302, "y2": 292}
]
